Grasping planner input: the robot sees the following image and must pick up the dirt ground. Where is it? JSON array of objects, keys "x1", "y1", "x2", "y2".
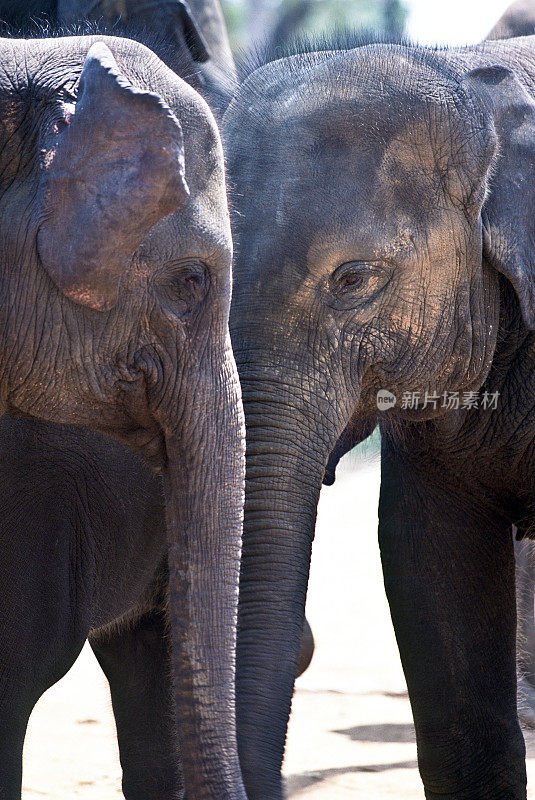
[{"x1": 21, "y1": 455, "x2": 535, "y2": 798}]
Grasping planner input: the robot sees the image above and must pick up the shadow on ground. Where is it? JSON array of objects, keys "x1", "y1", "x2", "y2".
[
  {"x1": 335, "y1": 723, "x2": 416, "y2": 743},
  {"x1": 287, "y1": 760, "x2": 419, "y2": 795}
]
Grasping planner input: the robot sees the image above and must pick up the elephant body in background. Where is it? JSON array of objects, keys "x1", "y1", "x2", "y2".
[
  {"x1": 483, "y1": 0, "x2": 535, "y2": 729},
  {"x1": 0, "y1": 34, "x2": 245, "y2": 800},
  {"x1": 488, "y1": 0, "x2": 535, "y2": 39},
  {"x1": 0, "y1": 417, "x2": 174, "y2": 794},
  {"x1": 0, "y1": 0, "x2": 235, "y2": 100},
  {"x1": 57, "y1": 0, "x2": 236, "y2": 97},
  {"x1": 225, "y1": 34, "x2": 535, "y2": 800}
]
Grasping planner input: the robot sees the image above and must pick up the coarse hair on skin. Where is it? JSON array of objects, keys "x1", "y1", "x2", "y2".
[
  {"x1": 226, "y1": 28, "x2": 495, "y2": 162},
  {"x1": 232, "y1": 27, "x2": 471, "y2": 88},
  {"x1": 236, "y1": 28, "x2": 412, "y2": 82},
  {"x1": 224, "y1": 29, "x2": 483, "y2": 141}
]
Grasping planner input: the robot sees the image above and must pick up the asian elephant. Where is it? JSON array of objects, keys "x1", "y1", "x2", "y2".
[
  {"x1": 57, "y1": 0, "x2": 236, "y2": 96},
  {"x1": 484, "y1": 0, "x2": 535, "y2": 729},
  {"x1": 0, "y1": 34, "x2": 246, "y2": 800},
  {"x1": 0, "y1": 0, "x2": 320, "y2": 686},
  {"x1": 225, "y1": 33, "x2": 535, "y2": 800}
]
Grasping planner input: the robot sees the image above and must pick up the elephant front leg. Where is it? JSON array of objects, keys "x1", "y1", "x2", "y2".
[
  {"x1": 0, "y1": 708, "x2": 31, "y2": 800},
  {"x1": 90, "y1": 601, "x2": 183, "y2": 800},
  {"x1": 515, "y1": 535, "x2": 535, "y2": 727},
  {"x1": 379, "y1": 445, "x2": 526, "y2": 800}
]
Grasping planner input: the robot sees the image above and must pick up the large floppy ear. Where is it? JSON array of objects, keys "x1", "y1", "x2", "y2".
[
  {"x1": 37, "y1": 41, "x2": 189, "y2": 311},
  {"x1": 463, "y1": 65, "x2": 535, "y2": 329}
]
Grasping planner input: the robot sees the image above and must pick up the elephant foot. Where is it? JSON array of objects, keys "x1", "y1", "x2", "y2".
[
  {"x1": 297, "y1": 617, "x2": 315, "y2": 677},
  {"x1": 517, "y1": 671, "x2": 535, "y2": 728}
]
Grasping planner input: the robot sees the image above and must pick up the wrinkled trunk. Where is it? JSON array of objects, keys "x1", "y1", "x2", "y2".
[
  {"x1": 236, "y1": 384, "x2": 329, "y2": 800},
  {"x1": 163, "y1": 340, "x2": 247, "y2": 800}
]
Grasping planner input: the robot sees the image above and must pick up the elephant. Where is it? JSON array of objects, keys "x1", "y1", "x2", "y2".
[
  {"x1": 483, "y1": 0, "x2": 535, "y2": 729},
  {"x1": 0, "y1": 33, "x2": 246, "y2": 800},
  {"x1": 224, "y1": 32, "x2": 535, "y2": 800},
  {"x1": 0, "y1": 0, "x2": 235, "y2": 100},
  {"x1": 0, "y1": 0, "x2": 319, "y2": 688},
  {"x1": 488, "y1": 0, "x2": 535, "y2": 39}
]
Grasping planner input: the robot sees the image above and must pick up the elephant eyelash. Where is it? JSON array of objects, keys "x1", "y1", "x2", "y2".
[
  {"x1": 324, "y1": 262, "x2": 392, "y2": 311},
  {"x1": 154, "y1": 261, "x2": 210, "y2": 318},
  {"x1": 331, "y1": 262, "x2": 379, "y2": 290}
]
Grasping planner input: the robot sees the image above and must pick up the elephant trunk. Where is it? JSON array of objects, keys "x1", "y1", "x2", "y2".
[
  {"x1": 236, "y1": 381, "x2": 329, "y2": 799},
  {"x1": 162, "y1": 337, "x2": 246, "y2": 800}
]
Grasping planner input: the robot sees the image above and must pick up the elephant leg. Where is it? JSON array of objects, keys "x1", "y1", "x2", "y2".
[
  {"x1": 379, "y1": 445, "x2": 526, "y2": 800},
  {"x1": 0, "y1": 707, "x2": 32, "y2": 800},
  {"x1": 89, "y1": 602, "x2": 183, "y2": 800},
  {"x1": 0, "y1": 507, "x2": 89, "y2": 800},
  {"x1": 0, "y1": 625, "x2": 84, "y2": 800},
  {"x1": 515, "y1": 535, "x2": 535, "y2": 677},
  {"x1": 514, "y1": 535, "x2": 535, "y2": 726}
]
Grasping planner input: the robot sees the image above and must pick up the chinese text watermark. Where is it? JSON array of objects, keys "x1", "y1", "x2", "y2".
[{"x1": 376, "y1": 389, "x2": 499, "y2": 412}]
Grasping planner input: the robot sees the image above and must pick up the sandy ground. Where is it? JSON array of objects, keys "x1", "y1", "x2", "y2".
[{"x1": 21, "y1": 454, "x2": 535, "y2": 798}]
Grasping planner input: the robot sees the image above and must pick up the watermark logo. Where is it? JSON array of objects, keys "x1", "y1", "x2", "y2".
[
  {"x1": 376, "y1": 389, "x2": 397, "y2": 411},
  {"x1": 376, "y1": 389, "x2": 500, "y2": 412}
]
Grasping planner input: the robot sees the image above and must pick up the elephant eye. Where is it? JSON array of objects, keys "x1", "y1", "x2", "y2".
[
  {"x1": 172, "y1": 264, "x2": 207, "y2": 295},
  {"x1": 325, "y1": 261, "x2": 392, "y2": 310},
  {"x1": 157, "y1": 261, "x2": 210, "y2": 317},
  {"x1": 331, "y1": 262, "x2": 370, "y2": 292},
  {"x1": 337, "y1": 270, "x2": 365, "y2": 290}
]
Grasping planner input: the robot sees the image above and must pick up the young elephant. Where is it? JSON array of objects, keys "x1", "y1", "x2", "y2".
[
  {"x1": 0, "y1": 35, "x2": 246, "y2": 800},
  {"x1": 225, "y1": 35, "x2": 535, "y2": 800},
  {"x1": 484, "y1": 0, "x2": 535, "y2": 729}
]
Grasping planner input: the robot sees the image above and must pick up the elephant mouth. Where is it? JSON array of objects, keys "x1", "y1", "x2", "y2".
[
  {"x1": 125, "y1": 424, "x2": 168, "y2": 471},
  {"x1": 107, "y1": 355, "x2": 171, "y2": 470},
  {"x1": 101, "y1": 414, "x2": 168, "y2": 471}
]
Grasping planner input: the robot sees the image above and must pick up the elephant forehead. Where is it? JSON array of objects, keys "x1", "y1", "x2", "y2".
[
  {"x1": 229, "y1": 42, "x2": 480, "y2": 203},
  {"x1": 231, "y1": 122, "x2": 473, "y2": 298},
  {"x1": 140, "y1": 192, "x2": 232, "y2": 267},
  {"x1": 231, "y1": 84, "x2": 476, "y2": 229},
  {"x1": 232, "y1": 112, "x2": 461, "y2": 263}
]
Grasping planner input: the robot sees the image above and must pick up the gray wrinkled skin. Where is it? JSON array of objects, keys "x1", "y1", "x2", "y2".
[
  {"x1": 59, "y1": 0, "x2": 236, "y2": 96},
  {"x1": 0, "y1": 35, "x2": 245, "y2": 800},
  {"x1": 226, "y1": 36, "x2": 535, "y2": 800}
]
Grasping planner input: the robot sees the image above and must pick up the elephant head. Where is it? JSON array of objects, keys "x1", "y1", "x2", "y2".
[
  {"x1": 0, "y1": 36, "x2": 245, "y2": 800},
  {"x1": 224, "y1": 43, "x2": 535, "y2": 797}
]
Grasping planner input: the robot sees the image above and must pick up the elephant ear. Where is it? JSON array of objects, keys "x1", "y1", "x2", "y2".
[
  {"x1": 463, "y1": 65, "x2": 535, "y2": 329},
  {"x1": 38, "y1": 41, "x2": 189, "y2": 311}
]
